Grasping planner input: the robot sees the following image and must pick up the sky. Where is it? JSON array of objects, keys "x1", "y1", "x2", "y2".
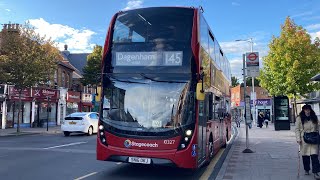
[{"x1": 1, "y1": 0, "x2": 320, "y2": 81}]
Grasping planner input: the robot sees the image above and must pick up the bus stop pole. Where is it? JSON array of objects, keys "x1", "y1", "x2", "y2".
[{"x1": 242, "y1": 53, "x2": 254, "y2": 153}]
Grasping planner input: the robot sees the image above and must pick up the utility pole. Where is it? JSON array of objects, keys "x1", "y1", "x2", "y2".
[
  {"x1": 46, "y1": 96, "x2": 50, "y2": 131},
  {"x1": 242, "y1": 54, "x2": 254, "y2": 153}
]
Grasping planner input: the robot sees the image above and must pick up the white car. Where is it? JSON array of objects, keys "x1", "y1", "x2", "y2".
[{"x1": 61, "y1": 112, "x2": 99, "y2": 136}]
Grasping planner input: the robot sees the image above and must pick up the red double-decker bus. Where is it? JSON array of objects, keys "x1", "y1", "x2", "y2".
[{"x1": 97, "y1": 7, "x2": 231, "y2": 169}]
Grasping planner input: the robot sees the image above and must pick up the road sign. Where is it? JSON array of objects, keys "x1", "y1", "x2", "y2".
[
  {"x1": 245, "y1": 96, "x2": 252, "y2": 124},
  {"x1": 246, "y1": 52, "x2": 259, "y2": 67},
  {"x1": 247, "y1": 66, "x2": 260, "y2": 77}
]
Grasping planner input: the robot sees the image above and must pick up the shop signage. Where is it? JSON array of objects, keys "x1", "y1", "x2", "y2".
[
  {"x1": 82, "y1": 93, "x2": 92, "y2": 103},
  {"x1": 32, "y1": 88, "x2": 59, "y2": 100},
  {"x1": 67, "y1": 91, "x2": 81, "y2": 103},
  {"x1": 250, "y1": 99, "x2": 271, "y2": 106},
  {"x1": 8, "y1": 86, "x2": 32, "y2": 101}
]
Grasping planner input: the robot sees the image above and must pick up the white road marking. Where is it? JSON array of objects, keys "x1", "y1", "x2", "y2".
[
  {"x1": 43, "y1": 142, "x2": 87, "y2": 150},
  {"x1": 116, "y1": 162, "x2": 122, "y2": 165},
  {"x1": 74, "y1": 172, "x2": 97, "y2": 180}
]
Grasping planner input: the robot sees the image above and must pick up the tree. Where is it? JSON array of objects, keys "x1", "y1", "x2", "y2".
[
  {"x1": 0, "y1": 23, "x2": 60, "y2": 132},
  {"x1": 231, "y1": 76, "x2": 240, "y2": 87},
  {"x1": 82, "y1": 45, "x2": 102, "y2": 86},
  {"x1": 245, "y1": 77, "x2": 260, "y2": 87},
  {"x1": 259, "y1": 17, "x2": 320, "y2": 115}
]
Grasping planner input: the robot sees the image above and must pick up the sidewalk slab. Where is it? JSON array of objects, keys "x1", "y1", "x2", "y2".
[
  {"x1": 215, "y1": 123, "x2": 313, "y2": 180},
  {"x1": 0, "y1": 126, "x2": 61, "y2": 137}
]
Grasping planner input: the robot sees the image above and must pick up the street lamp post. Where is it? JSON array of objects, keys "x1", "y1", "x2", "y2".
[
  {"x1": 235, "y1": 38, "x2": 256, "y2": 125},
  {"x1": 46, "y1": 96, "x2": 50, "y2": 131}
]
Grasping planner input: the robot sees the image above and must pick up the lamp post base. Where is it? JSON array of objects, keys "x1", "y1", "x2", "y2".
[{"x1": 242, "y1": 148, "x2": 254, "y2": 153}]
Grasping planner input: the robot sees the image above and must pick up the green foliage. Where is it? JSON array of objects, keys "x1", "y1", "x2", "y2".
[
  {"x1": 231, "y1": 76, "x2": 240, "y2": 87},
  {"x1": 259, "y1": 17, "x2": 320, "y2": 98},
  {"x1": 81, "y1": 45, "x2": 102, "y2": 86},
  {"x1": 0, "y1": 23, "x2": 59, "y2": 132},
  {"x1": 0, "y1": 23, "x2": 59, "y2": 89},
  {"x1": 246, "y1": 77, "x2": 260, "y2": 87}
]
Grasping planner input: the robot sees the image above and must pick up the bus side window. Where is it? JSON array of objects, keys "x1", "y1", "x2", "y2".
[
  {"x1": 208, "y1": 93, "x2": 213, "y2": 120},
  {"x1": 214, "y1": 96, "x2": 220, "y2": 120}
]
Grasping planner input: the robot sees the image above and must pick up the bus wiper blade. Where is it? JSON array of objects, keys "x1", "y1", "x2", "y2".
[
  {"x1": 109, "y1": 76, "x2": 146, "y2": 84},
  {"x1": 139, "y1": 73, "x2": 187, "y2": 83}
]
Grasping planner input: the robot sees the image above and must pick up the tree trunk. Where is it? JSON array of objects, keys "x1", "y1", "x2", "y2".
[
  {"x1": 17, "y1": 89, "x2": 22, "y2": 133},
  {"x1": 293, "y1": 96, "x2": 298, "y2": 122}
]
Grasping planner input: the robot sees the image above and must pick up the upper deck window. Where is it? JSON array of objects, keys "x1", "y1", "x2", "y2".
[{"x1": 112, "y1": 8, "x2": 194, "y2": 43}]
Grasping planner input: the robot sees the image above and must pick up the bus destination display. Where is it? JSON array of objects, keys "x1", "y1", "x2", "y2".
[{"x1": 115, "y1": 51, "x2": 183, "y2": 66}]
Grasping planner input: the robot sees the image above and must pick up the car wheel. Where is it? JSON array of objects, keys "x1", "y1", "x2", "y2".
[
  {"x1": 87, "y1": 126, "x2": 93, "y2": 136},
  {"x1": 64, "y1": 131, "x2": 70, "y2": 136}
]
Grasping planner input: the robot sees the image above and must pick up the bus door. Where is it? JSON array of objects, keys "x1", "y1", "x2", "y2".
[
  {"x1": 197, "y1": 93, "x2": 209, "y2": 164},
  {"x1": 219, "y1": 99, "x2": 225, "y2": 146}
]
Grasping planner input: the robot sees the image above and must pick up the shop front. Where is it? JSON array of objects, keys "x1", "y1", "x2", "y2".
[
  {"x1": 81, "y1": 93, "x2": 92, "y2": 112},
  {"x1": 7, "y1": 86, "x2": 32, "y2": 128},
  {"x1": 32, "y1": 88, "x2": 59, "y2": 127},
  {"x1": 255, "y1": 99, "x2": 272, "y2": 122},
  {"x1": 0, "y1": 85, "x2": 7, "y2": 129},
  {"x1": 66, "y1": 91, "x2": 80, "y2": 115}
]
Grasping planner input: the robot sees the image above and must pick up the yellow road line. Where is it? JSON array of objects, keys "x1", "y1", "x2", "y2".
[
  {"x1": 74, "y1": 172, "x2": 97, "y2": 180},
  {"x1": 199, "y1": 149, "x2": 225, "y2": 180}
]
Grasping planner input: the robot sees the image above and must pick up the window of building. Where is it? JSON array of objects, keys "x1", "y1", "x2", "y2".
[
  {"x1": 62, "y1": 72, "x2": 66, "y2": 88},
  {"x1": 66, "y1": 73, "x2": 70, "y2": 88}
]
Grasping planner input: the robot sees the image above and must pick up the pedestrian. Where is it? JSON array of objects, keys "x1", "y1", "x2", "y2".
[
  {"x1": 257, "y1": 111, "x2": 264, "y2": 128},
  {"x1": 235, "y1": 110, "x2": 240, "y2": 128},
  {"x1": 295, "y1": 104, "x2": 320, "y2": 179},
  {"x1": 264, "y1": 113, "x2": 270, "y2": 128}
]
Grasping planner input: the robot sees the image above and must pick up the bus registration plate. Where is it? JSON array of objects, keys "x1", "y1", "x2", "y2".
[{"x1": 128, "y1": 157, "x2": 151, "y2": 164}]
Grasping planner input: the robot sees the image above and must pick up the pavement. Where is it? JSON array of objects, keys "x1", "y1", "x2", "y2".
[
  {"x1": 215, "y1": 122, "x2": 314, "y2": 180},
  {"x1": 0, "y1": 126, "x2": 61, "y2": 137}
]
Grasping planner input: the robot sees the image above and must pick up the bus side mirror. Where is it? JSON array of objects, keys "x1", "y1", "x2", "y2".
[{"x1": 196, "y1": 83, "x2": 205, "y2": 101}]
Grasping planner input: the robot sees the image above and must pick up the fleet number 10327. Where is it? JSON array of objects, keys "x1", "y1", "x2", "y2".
[{"x1": 164, "y1": 140, "x2": 175, "y2": 144}]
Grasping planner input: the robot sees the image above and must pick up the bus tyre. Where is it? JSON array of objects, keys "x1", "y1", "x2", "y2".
[
  {"x1": 64, "y1": 131, "x2": 70, "y2": 136},
  {"x1": 209, "y1": 141, "x2": 214, "y2": 159},
  {"x1": 222, "y1": 129, "x2": 228, "y2": 148},
  {"x1": 87, "y1": 126, "x2": 93, "y2": 136}
]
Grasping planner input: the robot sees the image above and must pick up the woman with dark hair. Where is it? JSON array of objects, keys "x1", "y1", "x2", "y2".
[{"x1": 295, "y1": 104, "x2": 320, "y2": 179}]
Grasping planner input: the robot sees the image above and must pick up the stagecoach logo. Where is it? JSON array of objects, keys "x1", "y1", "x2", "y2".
[
  {"x1": 124, "y1": 139, "x2": 158, "y2": 148},
  {"x1": 124, "y1": 139, "x2": 132, "y2": 148}
]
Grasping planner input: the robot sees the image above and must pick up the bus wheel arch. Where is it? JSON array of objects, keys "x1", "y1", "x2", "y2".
[
  {"x1": 222, "y1": 128, "x2": 228, "y2": 148},
  {"x1": 209, "y1": 133, "x2": 214, "y2": 159}
]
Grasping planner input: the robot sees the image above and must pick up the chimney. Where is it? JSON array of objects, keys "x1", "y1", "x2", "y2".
[
  {"x1": 63, "y1": 44, "x2": 70, "y2": 57},
  {"x1": 2, "y1": 23, "x2": 19, "y2": 32}
]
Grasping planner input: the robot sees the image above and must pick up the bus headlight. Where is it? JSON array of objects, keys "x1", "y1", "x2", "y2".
[
  {"x1": 99, "y1": 123, "x2": 107, "y2": 146},
  {"x1": 185, "y1": 130, "x2": 192, "y2": 136},
  {"x1": 178, "y1": 127, "x2": 195, "y2": 150}
]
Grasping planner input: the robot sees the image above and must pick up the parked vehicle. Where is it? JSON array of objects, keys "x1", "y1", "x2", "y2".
[{"x1": 61, "y1": 112, "x2": 99, "y2": 136}]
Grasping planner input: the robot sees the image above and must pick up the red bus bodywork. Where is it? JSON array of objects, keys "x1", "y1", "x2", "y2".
[{"x1": 97, "y1": 7, "x2": 231, "y2": 169}]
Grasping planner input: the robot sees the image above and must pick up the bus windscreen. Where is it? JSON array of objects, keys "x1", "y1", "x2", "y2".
[{"x1": 112, "y1": 8, "x2": 194, "y2": 43}]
